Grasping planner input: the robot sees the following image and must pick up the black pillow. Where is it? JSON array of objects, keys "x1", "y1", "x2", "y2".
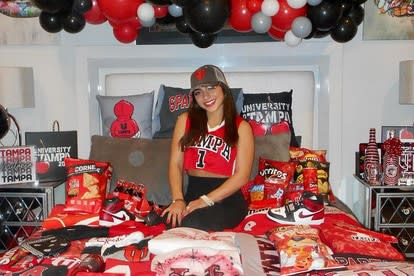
[{"x1": 240, "y1": 90, "x2": 299, "y2": 147}]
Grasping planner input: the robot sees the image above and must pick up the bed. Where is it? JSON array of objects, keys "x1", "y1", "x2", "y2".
[{"x1": 0, "y1": 68, "x2": 411, "y2": 275}]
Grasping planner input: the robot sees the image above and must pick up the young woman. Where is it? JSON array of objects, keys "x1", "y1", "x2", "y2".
[{"x1": 161, "y1": 64, "x2": 254, "y2": 231}]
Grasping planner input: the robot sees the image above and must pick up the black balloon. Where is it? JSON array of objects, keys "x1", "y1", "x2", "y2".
[
  {"x1": 171, "y1": 0, "x2": 190, "y2": 6},
  {"x1": 32, "y1": 0, "x2": 69, "y2": 13},
  {"x1": 308, "y1": 0, "x2": 343, "y2": 31},
  {"x1": 175, "y1": 16, "x2": 192, "y2": 33},
  {"x1": 313, "y1": 29, "x2": 331, "y2": 38},
  {"x1": 0, "y1": 105, "x2": 9, "y2": 140},
  {"x1": 304, "y1": 28, "x2": 331, "y2": 39},
  {"x1": 184, "y1": 0, "x2": 229, "y2": 34},
  {"x1": 147, "y1": 0, "x2": 172, "y2": 5},
  {"x1": 190, "y1": 32, "x2": 217, "y2": 48},
  {"x1": 63, "y1": 12, "x2": 86, "y2": 33},
  {"x1": 347, "y1": 4, "x2": 364, "y2": 25},
  {"x1": 330, "y1": 16, "x2": 357, "y2": 43},
  {"x1": 339, "y1": 0, "x2": 353, "y2": 15},
  {"x1": 73, "y1": 0, "x2": 92, "y2": 13},
  {"x1": 39, "y1": 11, "x2": 63, "y2": 33}
]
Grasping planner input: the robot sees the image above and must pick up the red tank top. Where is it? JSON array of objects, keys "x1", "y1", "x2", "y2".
[{"x1": 183, "y1": 116, "x2": 243, "y2": 176}]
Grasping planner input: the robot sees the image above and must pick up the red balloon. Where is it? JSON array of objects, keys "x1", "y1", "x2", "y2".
[
  {"x1": 229, "y1": 0, "x2": 252, "y2": 32},
  {"x1": 113, "y1": 23, "x2": 139, "y2": 43},
  {"x1": 247, "y1": 0, "x2": 263, "y2": 13},
  {"x1": 268, "y1": 26, "x2": 285, "y2": 40},
  {"x1": 84, "y1": 0, "x2": 107, "y2": 24},
  {"x1": 271, "y1": 0, "x2": 307, "y2": 31},
  {"x1": 153, "y1": 4, "x2": 168, "y2": 18},
  {"x1": 109, "y1": 16, "x2": 141, "y2": 29},
  {"x1": 98, "y1": 0, "x2": 144, "y2": 25}
]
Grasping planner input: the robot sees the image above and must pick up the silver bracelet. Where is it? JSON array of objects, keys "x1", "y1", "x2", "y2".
[{"x1": 200, "y1": 195, "x2": 214, "y2": 207}]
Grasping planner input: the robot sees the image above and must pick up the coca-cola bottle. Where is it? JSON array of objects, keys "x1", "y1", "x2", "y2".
[{"x1": 364, "y1": 128, "x2": 382, "y2": 185}]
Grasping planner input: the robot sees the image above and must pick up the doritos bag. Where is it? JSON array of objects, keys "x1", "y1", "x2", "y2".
[{"x1": 64, "y1": 157, "x2": 112, "y2": 214}]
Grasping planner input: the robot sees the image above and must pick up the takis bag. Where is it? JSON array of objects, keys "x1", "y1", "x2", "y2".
[{"x1": 25, "y1": 121, "x2": 78, "y2": 182}]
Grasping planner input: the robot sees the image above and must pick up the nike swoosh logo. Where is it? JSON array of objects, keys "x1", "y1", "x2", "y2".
[
  {"x1": 298, "y1": 209, "x2": 323, "y2": 219},
  {"x1": 102, "y1": 209, "x2": 129, "y2": 221}
]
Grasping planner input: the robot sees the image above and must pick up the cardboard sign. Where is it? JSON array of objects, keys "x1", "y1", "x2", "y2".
[
  {"x1": 0, "y1": 146, "x2": 37, "y2": 185},
  {"x1": 25, "y1": 131, "x2": 78, "y2": 182}
]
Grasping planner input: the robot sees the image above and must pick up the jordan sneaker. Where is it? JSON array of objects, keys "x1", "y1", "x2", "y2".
[
  {"x1": 266, "y1": 191, "x2": 325, "y2": 225},
  {"x1": 99, "y1": 197, "x2": 137, "y2": 227}
]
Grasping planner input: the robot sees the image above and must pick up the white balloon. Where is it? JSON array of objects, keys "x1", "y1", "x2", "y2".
[
  {"x1": 140, "y1": 17, "x2": 156, "y2": 27},
  {"x1": 261, "y1": 0, "x2": 279, "y2": 17},
  {"x1": 137, "y1": 3, "x2": 155, "y2": 22},
  {"x1": 168, "y1": 4, "x2": 183, "y2": 17},
  {"x1": 284, "y1": 30, "x2": 302, "y2": 47},
  {"x1": 287, "y1": 0, "x2": 307, "y2": 9}
]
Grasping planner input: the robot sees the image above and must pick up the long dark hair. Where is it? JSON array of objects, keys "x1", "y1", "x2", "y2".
[{"x1": 180, "y1": 83, "x2": 239, "y2": 150}]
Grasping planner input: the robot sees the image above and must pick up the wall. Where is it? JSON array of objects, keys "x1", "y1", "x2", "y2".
[{"x1": 1, "y1": 21, "x2": 414, "y2": 221}]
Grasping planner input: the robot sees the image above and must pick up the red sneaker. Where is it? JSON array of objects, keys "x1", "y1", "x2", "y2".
[
  {"x1": 267, "y1": 191, "x2": 325, "y2": 225},
  {"x1": 99, "y1": 197, "x2": 137, "y2": 227}
]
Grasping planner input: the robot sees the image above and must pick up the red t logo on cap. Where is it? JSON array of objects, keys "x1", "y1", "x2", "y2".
[{"x1": 194, "y1": 68, "x2": 206, "y2": 80}]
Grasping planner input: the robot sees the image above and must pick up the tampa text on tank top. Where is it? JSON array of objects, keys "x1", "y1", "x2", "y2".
[{"x1": 183, "y1": 116, "x2": 243, "y2": 176}]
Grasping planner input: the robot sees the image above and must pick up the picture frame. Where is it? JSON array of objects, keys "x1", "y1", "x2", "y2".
[
  {"x1": 363, "y1": 0, "x2": 414, "y2": 40},
  {"x1": 381, "y1": 126, "x2": 414, "y2": 143}
]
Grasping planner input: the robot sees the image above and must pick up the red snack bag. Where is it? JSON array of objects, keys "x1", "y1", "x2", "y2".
[
  {"x1": 64, "y1": 157, "x2": 112, "y2": 214},
  {"x1": 267, "y1": 225, "x2": 342, "y2": 275},
  {"x1": 255, "y1": 157, "x2": 296, "y2": 185},
  {"x1": 289, "y1": 147, "x2": 327, "y2": 162},
  {"x1": 264, "y1": 178, "x2": 287, "y2": 208},
  {"x1": 302, "y1": 167, "x2": 318, "y2": 194},
  {"x1": 285, "y1": 182, "x2": 304, "y2": 205}
]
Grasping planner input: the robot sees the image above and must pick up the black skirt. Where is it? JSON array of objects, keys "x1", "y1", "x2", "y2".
[{"x1": 181, "y1": 175, "x2": 248, "y2": 231}]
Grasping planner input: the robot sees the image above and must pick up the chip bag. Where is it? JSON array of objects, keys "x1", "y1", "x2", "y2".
[
  {"x1": 289, "y1": 147, "x2": 327, "y2": 163},
  {"x1": 64, "y1": 157, "x2": 112, "y2": 214},
  {"x1": 250, "y1": 158, "x2": 296, "y2": 209},
  {"x1": 294, "y1": 160, "x2": 335, "y2": 202},
  {"x1": 267, "y1": 225, "x2": 342, "y2": 275},
  {"x1": 255, "y1": 157, "x2": 296, "y2": 185}
]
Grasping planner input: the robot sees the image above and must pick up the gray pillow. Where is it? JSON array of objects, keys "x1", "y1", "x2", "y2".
[
  {"x1": 153, "y1": 85, "x2": 244, "y2": 138},
  {"x1": 96, "y1": 92, "x2": 154, "y2": 139},
  {"x1": 250, "y1": 131, "x2": 291, "y2": 180},
  {"x1": 89, "y1": 135, "x2": 172, "y2": 206}
]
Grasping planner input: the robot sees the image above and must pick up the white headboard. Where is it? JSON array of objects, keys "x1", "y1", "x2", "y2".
[{"x1": 94, "y1": 70, "x2": 316, "y2": 148}]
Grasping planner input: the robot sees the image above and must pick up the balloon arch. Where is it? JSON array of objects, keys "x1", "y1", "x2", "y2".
[{"x1": 0, "y1": 0, "x2": 365, "y2": 48}]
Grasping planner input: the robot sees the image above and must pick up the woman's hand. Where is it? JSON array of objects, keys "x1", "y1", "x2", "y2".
[
  {"x1": 161, "y1": 200, "x2": 186, "y2": 228},
  {"x1": 183, "y1": 198, "x2": 208, "y2": 216}
]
